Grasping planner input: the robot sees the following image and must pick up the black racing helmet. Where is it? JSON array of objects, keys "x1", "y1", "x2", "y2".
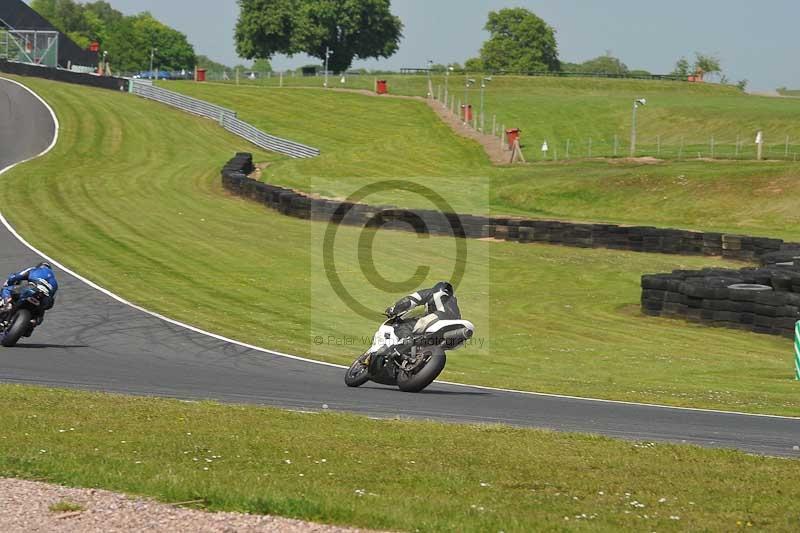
[
  {"x1": 36, "y1": 261, "x2": 52, "y2": 270},
  {"x1": 433, "y1": 281, "x2": 454, "y2": 295}
]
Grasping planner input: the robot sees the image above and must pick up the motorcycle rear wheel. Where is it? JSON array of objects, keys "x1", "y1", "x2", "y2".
[
  {"x1": 1, "y1": 309, "x2": 32, "y2": 347},
  {"x1": 345, "y1": 353, "x2": 371, "y2": 388},
  {"x1": 397, "y1": 349, "x2": 446, "y2": 393}
]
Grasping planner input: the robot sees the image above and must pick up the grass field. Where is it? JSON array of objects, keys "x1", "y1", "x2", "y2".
[
  {"x1": 1, "y1": 75, "x2": 799, "y2": 415},
  {"x1": 203, "y1": 74, "x2": 800, "y2": 161},
  {"x1": 1, "y1": 385, "x2": 799, "y2": 532},
  {"x1": 168, "y1": 80, "x2": 800, "y2": 241}
]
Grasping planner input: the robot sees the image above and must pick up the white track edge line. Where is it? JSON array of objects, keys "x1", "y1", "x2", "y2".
[{"x1": 1, "y1": 76, "x2": 798, "y2": 422}]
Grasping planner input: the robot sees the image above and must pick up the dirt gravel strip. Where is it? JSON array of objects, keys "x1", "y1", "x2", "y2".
[{"x1": 0, "y1": 478, "x2": 383, "y2": 533}]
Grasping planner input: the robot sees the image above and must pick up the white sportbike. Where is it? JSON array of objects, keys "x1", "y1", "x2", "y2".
[{"x1": 344, "y1": 311, "x2": 475, "y2": 393}]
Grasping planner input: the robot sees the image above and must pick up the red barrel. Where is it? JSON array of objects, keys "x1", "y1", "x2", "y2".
[
  {"x1": 196, "y1": 68, "x2": 207, "y2": 82},
  {"x1": 376, "y1": 80, "x2": 388, "y2": 94},
  {"x1": 506, "y1": 128, "x2": 521, "y2": 146},
  {"x1": 461, "y1": 104, "x2": 473, "y2": 121}
]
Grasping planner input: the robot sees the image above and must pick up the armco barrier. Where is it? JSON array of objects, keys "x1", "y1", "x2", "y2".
[
  {"x1": 221, "y1": 115, "x2": 320, "y2": 159},
  {"x1": 131, "y1": 80, "x2": 235, "y2": 123},
  {"x1": 0, "y1": 59, "x2": 128, "y2": 91},
  {"x1": 131, "y1": 81, "x2": 320, "y2": 159}
]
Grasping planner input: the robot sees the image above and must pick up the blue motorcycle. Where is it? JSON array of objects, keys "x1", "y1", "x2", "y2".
[{"x1": 0, "y1": 283, "x2": 50, "y2": 347}]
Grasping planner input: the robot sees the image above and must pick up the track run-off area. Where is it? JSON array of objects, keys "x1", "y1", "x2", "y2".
[{"x1": 1, "y1": 77, "x2": 799, "y2": 457}]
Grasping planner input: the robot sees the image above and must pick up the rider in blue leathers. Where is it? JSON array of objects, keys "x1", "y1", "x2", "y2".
[{"x1": 0, "y1": 262, "x2": 59, "y2": 323}]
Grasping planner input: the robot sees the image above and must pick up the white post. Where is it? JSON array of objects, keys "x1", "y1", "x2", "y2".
[
  {"x1": 324, "y1": 46, "x2": 330, "y2": 88},
  {"x1": 795, "y1": 322, "x2": 800, "y2": 380},
  {"x1": 427, "y1": 59, "x2": 433, "y2": 98},
  {"x1": 444, "y1": 70, "x2": 449, "y2": 106},
  {"x1": 630, "y1": 102, "x2": 637, "y2": 156},
  {"x1": 480, "y1": 82, "x2": 485, "y2": 132},
  {"x1": 756, "y1": 130, "x2": 764, "y2": 161}
]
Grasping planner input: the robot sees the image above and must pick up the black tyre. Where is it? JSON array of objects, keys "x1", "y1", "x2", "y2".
[
  {"x1": 1, "y1": 309, "x2": 32, "y2": 348},
  {"x1": 397, "y1": 349, "x2": 446, "y2": 393},
  {"x1": 344, "y1": 353, "x2": 371, "y2": 388}
]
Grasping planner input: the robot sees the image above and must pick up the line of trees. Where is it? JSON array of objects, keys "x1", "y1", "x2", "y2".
[
  {"x1": 446, "y1": 7, "x2": 745, "y2": 89},
  {"x1": 30, "y1": 0, "x2": 196, "y2": 72}
]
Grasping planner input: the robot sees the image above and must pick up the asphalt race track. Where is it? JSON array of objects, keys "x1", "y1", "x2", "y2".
[{"x1": 1, "y1": 77, "x2": 799, "y2": 457}]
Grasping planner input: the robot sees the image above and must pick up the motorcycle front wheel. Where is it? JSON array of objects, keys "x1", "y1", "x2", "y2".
[
  {"x1": 397, "y1": 349, "x2": 446, "y2": 393},
  {"x1": 1, "y1": 309, "x2": 32, "y2": 347},
  {"x1": 344, "y1": 352, "x2": 371, "y2": 388}
]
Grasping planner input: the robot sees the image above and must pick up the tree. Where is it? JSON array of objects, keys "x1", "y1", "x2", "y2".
[
  {"x1": 579, "y1": 54, "x2": 628, "y2": 75},
  {"x1": 671, "y1": 56, "x2": 691, "y2": 78},
  {"x1": 479, "y1": 8, "x2": 559, "y2": 73},
  {"x1": 104, "y1": 13, "x2": 196, "y2": 72},
  {"x1": 251, "y1": 58, "x2": 273, "y2": 73},
  {"x1": 464, "y1": 57, "x2": 484, "y2": 72},
  {"x1": 30, "y1": 0, "x2": 195, "y2": 72},
  {"x1": 196, "y1": 55, "x2": 232, "y2": 72},
  {"x1": 694, "y1": 52, "x2": 721, "y2": 79},
  {"x1": 235, "y1": 0, "x2": 403, "y2": 73}
]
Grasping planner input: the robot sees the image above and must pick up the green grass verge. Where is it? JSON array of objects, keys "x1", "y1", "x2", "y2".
[
  {"x1": 1, "y1": 75, "x2": 799, "y2": 415},
  {"x1": 2, "y1": 385, "x2": 799, "y2": 532},
  {"x1": 201, "y1": 74, "x2": 800, "y2": 160},
  {"x1": 168, "y1": 80, "x2": 800, "y2": 241}
]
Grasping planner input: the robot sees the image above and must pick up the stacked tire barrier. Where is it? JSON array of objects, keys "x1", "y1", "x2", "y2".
[
  {"x1": 222, "y1": 152, "x2": 788, "y2": 258},
  {"x1": 221, "y1": 154, "x2": 490, "y2": 237},
  {"x1": 641, "y1": 261, "x2": 800, "y2": 338},
  {"x1": 491, "y1": 220, "x2": 783, "y2": 260}
]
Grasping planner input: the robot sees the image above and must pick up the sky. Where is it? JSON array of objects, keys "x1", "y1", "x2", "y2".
[{"x1": 25, "y1": 0, "x2": 799, "y2": 90}]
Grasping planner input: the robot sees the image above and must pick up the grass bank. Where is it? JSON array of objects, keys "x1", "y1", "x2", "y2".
[
  {"x1": 201, "y1": 74, "x2": 800, "y2": 162},
  {"x1": 1, "y1": 75, "x2": 798, "y2": 414},
  {"x1": 168, "y1": 81, "x2": 800, "y2": 241},
  {"x1": 1, "y1": 385, "x2": 798, "y2": 532}
]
